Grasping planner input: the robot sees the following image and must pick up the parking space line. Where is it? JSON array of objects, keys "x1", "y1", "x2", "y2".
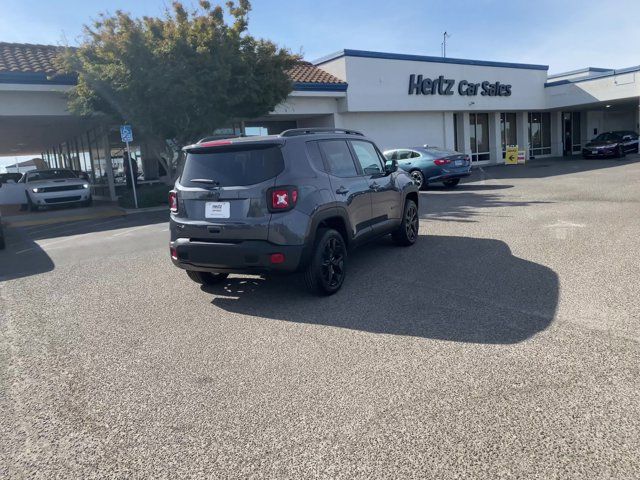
[{"x1": 110, "y1": 223, "x2": 164, "y2": 237}]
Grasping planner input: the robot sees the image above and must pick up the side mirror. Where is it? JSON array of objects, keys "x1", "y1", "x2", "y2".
[
  {"x1": 384, "y1": 159, "x2": 398, "y2": 174},
  {"x1": 623, "y1": 135, "x2": 631, "y2": 140}
]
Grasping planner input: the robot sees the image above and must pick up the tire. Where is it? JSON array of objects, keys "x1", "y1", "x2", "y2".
[
  {"x1": 615, "y1": 146, "x2": 625, "y2": 158},
  {"x1": 409, "y1": 170, "x2": 425, "y2": 190},
  {"x1": 392, "y1": 199, "x2": 419, "y2": 246},
  {"x1": 443, "y1": 178, "x2": 461, "y2": 188},
  {"x1": 304, "y1": 228, "x2": 347, "y2": 296},
  {"x1": 186, "y1": 270, "x2": 229, "y2": 285},
  {"x1": 82, "y1": 196, "x2": 93, "y2": 208}
]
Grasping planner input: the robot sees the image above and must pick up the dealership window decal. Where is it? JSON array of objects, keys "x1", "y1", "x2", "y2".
[{"x1": 408, "y1": 74, "x2": 512, "y2": 97}]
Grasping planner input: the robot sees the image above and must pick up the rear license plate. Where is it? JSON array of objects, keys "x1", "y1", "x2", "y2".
[
  {"x1": 591, "y1": 150, "x2": 598, "y2": 154},
  {"x1": 455, "y1": 159, "x2": 465, "y2": 166},
  {"x1": 205, "y1": 202, "x2": 230, "y2": 218}
]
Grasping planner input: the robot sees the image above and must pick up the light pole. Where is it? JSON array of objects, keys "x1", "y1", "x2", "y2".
[{"x1": 441, "y1": 31, "x2": 451, "y2": 58}]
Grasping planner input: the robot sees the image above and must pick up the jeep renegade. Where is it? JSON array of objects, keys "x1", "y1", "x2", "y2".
[{"x1": 169, "y1": 128, "x2": 420, "y2": 295}]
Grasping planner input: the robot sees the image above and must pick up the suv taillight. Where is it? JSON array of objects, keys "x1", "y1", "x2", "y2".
[
  {"x1": 169, "y1": 190, "x2": 178, "y2": 212},
  {"x1": 267, "y1": 186, "x2": 298, "y2": 212},
  {"x1": 434, "y1": 158, "x2": 451, "y2": 166}
]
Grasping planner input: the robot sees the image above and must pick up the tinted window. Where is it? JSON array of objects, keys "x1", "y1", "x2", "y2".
[
  {"x1": 306, "y1": 141, "x2": 326, "y2": 172},
  {"x1": 594, "y1": 133, "x2": 622, "y2": 142},
  {"x1": 25, "y1": 170, "x2": 77, "y2": 182},
  {"x1": 318, "y1": 140, "x2": 357, "y2": 177},
  {"x1": 181, "y1": 144, "x2": 284, "y2": 187},
  {"x1": 351, "y1": 141, "x2": 383, "y2": 175},
  {"x1": 397, "y1": 150, "x2": 412, "y2": 160}
]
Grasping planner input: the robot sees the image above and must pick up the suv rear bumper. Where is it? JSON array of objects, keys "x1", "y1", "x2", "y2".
[{"x1": 170, "y1": 238, "x2": 305, "y2": 274}]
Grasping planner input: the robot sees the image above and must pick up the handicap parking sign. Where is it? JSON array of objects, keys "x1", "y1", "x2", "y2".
[{"x1": 120, "y1": 125, "x2": 133, "y2": 143}]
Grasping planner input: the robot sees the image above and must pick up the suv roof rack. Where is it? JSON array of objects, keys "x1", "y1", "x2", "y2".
[{"x1": 280, "y1": 128, "x2": 364, "y2": 137}]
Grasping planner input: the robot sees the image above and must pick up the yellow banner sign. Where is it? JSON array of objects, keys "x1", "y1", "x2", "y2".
[{"x1": 505, "y1": 145, "x2": 519, "y2": 165}]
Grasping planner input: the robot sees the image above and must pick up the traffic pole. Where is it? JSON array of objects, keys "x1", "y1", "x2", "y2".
[{"x1": 126, "y1": 140, "x2": 139, "y2": 209}]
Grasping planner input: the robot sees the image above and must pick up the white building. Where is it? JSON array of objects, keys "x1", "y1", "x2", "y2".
[
  {"x1": 257, "y1": 50, "x2": 640, "y2": 165},
  {"x1": 1, "y1": 43, "x2": 639, "y2": 202}
]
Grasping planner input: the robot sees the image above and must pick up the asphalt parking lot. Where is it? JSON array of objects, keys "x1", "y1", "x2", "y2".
[{"x1": 1, "y1": 156, "x2": 639, "y2": 478}]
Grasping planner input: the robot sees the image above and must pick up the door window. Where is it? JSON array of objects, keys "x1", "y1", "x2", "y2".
[
  {"x1": 350, "y1": 141, "x2": 384, "y2": 175},
  {"x1": 318, "y1": 140, "x2": 358, "y2": 177}
]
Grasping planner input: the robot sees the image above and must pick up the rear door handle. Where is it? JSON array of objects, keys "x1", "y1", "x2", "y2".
[{"x1": 336, "y1": 187, "x2": 349, "y2": 195}]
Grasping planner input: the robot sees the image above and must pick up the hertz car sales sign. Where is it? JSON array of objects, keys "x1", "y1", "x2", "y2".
[{"x1": 408, "y1": 74, "x2": 512, "y2": 97}]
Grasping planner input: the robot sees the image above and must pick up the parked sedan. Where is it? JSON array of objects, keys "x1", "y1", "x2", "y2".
[
  {"x1": 22, "y1": 169, "x2": 92, "y2": 211},
  {"x1": 582, "y1": 131, "x2": 639, "y2": 158},
  {"x1": 384, "y1": 146, "x2": 471, "y2": 189}
]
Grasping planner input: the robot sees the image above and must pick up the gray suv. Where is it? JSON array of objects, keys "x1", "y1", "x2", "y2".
[{"x1": 169, "y1": 128, "x2": 420, "y2": 295}]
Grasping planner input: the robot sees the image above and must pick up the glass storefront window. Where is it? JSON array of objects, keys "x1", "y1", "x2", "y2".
[
  {"x1": 528, "y1": 112, "x2": 551, "y2": 157},
  {"x1": 469, "y1": 113, "x2": 490, "y2": 162}
]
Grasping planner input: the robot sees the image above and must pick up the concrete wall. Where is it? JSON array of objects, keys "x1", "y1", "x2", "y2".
[
  {"x1": 546, "y1": 71, "x2": 640, "y2": 109},
  {"x1": 296, "y1": 115, "x2": 335, "y2": 128},
  {"x1": 335, "y1": 111, "x2": 449, "y2": 151},
  {"x1": 0, "y1": 90, "x2": 70, "y2": 116},
  {"x1": 272, "y1": 94, "x2": 342, "y2": 116}
]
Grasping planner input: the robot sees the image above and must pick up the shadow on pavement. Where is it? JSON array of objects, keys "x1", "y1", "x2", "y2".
[
  {"x1": 203, "y1": 234, "x2": 559, "y2": 344},
  {"x1": 13, "y1": 210, "x2": 168, "y2": 242},
  {"x1": 470, "y1": 155, "x2": 639, "y2": 181},
  {"x1": 420, "y1": 191, "x2": 551, "y2": 223},
  {"x1": 0, "y1": 211, "x2": 168, "y2": 281},
  {"x1": 0, "y1": 232, "x2": 54, "y2": 282}
]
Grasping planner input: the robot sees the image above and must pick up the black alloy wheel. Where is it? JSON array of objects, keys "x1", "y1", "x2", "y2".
[
  {"x1": 304, "y1": 228, "x2": 347, "y2": 295},
  {"x1": 392, "y1": 199, "x2": 419, "y2": 246}
]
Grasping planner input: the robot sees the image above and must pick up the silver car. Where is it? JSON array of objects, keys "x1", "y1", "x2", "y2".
[{"x1": 22, "y1": 169, "x2": 92, "y2": 211}]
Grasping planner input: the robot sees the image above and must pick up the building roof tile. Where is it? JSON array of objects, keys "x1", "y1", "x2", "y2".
[
  {"x1": 0, "y1": 42, "x2": 64, "y2": 74},
  {"x1": 0, "y1": 42, "x2": 347, "y2": 88},
  {"x1": 286, "y1": 61, "x2": 346, "y2": 85}
]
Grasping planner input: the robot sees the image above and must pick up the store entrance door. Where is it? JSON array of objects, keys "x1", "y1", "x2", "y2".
[{"x1": 562, "y1": 112, "x2": 581, "y2": 156}]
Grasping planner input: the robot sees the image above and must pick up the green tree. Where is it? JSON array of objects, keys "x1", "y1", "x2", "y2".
[{"x1": 58, "y1": 0, "x2": 299, "y2": 179}]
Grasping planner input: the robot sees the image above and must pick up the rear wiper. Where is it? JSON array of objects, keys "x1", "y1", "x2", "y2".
[{"x1": 190, "y1": 178, "x2": 220, "y2": 185}]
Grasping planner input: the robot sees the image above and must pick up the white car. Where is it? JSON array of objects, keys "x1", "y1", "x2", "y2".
[{"x1": 22, "y1": 169, "x2": 92, "y2": 211}]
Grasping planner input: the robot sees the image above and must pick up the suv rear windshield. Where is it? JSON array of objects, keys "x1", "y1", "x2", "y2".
[{"x1": 181, "y1": 144, "x2": 284, "y2": 187}]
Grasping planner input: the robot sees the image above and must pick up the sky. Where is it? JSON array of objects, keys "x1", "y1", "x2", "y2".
[{"x1": 1, "y1": 0, "x2": 639, "y2": 169}]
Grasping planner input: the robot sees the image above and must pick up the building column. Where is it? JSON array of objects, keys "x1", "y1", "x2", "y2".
[
  {"x1": 101, "y1": 126, "x2": 117, "y2": 202},
  {"x1": 551, "y1": 111, "x2": 563, "y2": 157},
  {"x1": 442, "y1": 112, "x2": 455, "y2": 150},
  {"x1": 489, "y1": 112, "x2": 502, "y2": 164},
  {"x1": 516, "y1": 112, "x2": 529, "y2": 159}
]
